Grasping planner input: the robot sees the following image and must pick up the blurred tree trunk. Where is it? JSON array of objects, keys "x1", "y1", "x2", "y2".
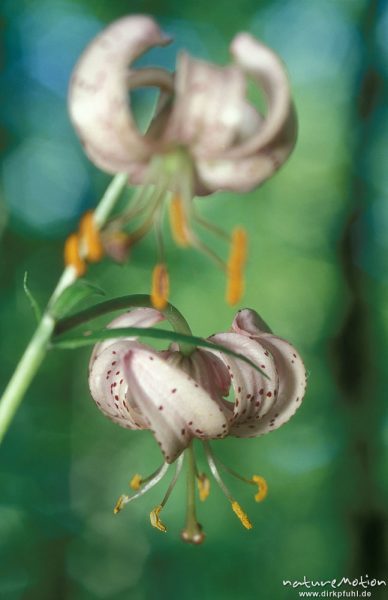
[{"x1": 333, "y1": 0, "x2": 387, "y2": 590}]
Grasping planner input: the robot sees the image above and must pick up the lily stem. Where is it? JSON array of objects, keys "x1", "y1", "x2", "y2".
[
  {"x1": 54, "y1": 294, "x2": 195, "y2": 356},
  {"x1": 0, "y1": 173, "x2": 128, "y2": 444}
]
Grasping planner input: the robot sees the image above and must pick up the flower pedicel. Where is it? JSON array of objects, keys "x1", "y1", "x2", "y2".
[
  {"x1": 67, "y1": 15, "x2": 296, "y2": 307},
  {"x1": 88, "y1": 307, "x2": 307, "y2": 543}
]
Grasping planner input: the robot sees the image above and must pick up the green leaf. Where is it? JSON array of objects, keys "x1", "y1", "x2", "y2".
[
  {"x1": 51, "y1": 326, "x2": 269, "y2": 379},
  {"x1": 50, "y1": 279, "x2": 106, "y2": 319},
  {"x1": 23, "y1": 272, "x2": 42, "y2": 323}
]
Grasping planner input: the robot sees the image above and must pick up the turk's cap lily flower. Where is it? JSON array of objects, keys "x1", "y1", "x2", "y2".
[
  {"x1": 88, "y1": 306, "x2": 307, "y2": 542},
  {"x1": 68, "y1": 16, "x2": 297, "y2": 308},
  {"x1": 69, "y1": 15, "x2": 296, "y2": 194}
]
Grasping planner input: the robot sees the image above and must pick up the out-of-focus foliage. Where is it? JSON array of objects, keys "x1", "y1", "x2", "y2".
[{"x1": 0, "y1": 0, "x2": 387, "y2": 599}]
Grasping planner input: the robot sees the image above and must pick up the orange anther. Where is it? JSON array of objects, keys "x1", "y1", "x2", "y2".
[
  {"x1": 169, "y1": 194, "x2": 190, "y2": 247},
  {"x1": 79, "y1": 211, "x2": 104, "y2": 262},
  {"x1": 226, "y1": 227, "x2": 247, "y2": 305},
  {"x1": 64, "y1": 233, "x2": 86, "y2": 276},
  {"x1": 252, "y1": 475, "x2": 268, "y2": 502},
  {"x1": 151, "y1": 263, "x2": 169, "y2": 310}
]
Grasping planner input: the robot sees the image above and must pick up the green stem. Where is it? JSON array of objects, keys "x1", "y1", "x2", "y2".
[
  {"x1": 54, "y1": 294, "x2": 194, "y2": 355},
  {"x1": 0, "y1": 173, "x2": 128, "y2": 443},
  {"x1": 0, "y1": 314, "x2": 55, "y2": 441}
]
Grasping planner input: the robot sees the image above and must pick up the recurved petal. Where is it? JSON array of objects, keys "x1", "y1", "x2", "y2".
[
  {"x1": 228, "y1": 33, "x2": 297, "y2": 159},
  {"x1": 68, "y1": 15, "x2": 172, "y2": 174},
  {"x1": 89, "y1": 340, "x2": 148, "y2": 430},
  {"x1": 227, "y1": 308, "x2": 307, "y2": 437},
  {"x1": 195, "y1": 151, "x2": 290, "y2": 192},
  {"x1": 209, "y1": 332, "x2": 279, "y2": 427},
  {"x1": 195, "y1": 34, "x2": 297, "y2": 193},
  {"x1": 89, "y1": 307, "x2": 165, "y2": 366},
  {"x1": 163, "y1": 52, "x2": 246, "y2": 157},
  {"x1": 232, "y1": 308, "x2": 272, "y2": 336},
  {"x1": 123, "y1": 347, "x2": 229, "y2": 463},
  {"x1": 233, "y1": 335, "x2": 307, "y2": 437}
]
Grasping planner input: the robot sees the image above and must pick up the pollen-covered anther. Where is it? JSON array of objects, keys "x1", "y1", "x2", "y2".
[
  {"x1": 64, "y1": 210, "x2": 104, "y2": 276},
  {"x1": 196, "y1": 473, "x2": 210, "y2": 502},
  {"x1": 64, "y1": 233, "x2": 86, "y2": 276},
  {"x1": 150, "y1": 505, "x2": 167, "y2": 532},
  {"x1": 169, "y1": 194, "x2": 190, "y2": 247},
  {"x1": 231, "y1": 501, "x2": 253, "y2": 529},
  {"x1": 113, "y1": 494, "x2": 128, "y2": 514},
  {"x1": 79, "y1": 210, "x2": 104, "y2": 262},
  {"x1": 151, "y1": 263, "x2": 170, "y2": 310},
  {"x1": 226, "y1": 227, "x2": 247, "y2": 305},
  {"x1": 252, "y1": 475, "x2": 268, "y2": 502},
  {"x1": 129, "y1": 474, "x2": 143, "y2": 491}
]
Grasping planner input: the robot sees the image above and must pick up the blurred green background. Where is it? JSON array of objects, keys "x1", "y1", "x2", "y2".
[{"x1": 1, "y1": 0, "x2": 387, "y2": 598}]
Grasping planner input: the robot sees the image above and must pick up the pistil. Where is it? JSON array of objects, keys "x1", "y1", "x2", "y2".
[{"x1": 181, "y1": 444, "x2": 205, "y2": 544}]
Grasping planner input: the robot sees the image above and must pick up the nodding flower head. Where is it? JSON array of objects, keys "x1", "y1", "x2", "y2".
[
  {"x1": 69, "y1": 15, "x2": 297, "y2": 307},
  {"x1": 88, "y1": 307, "x2": 307, "y2": 543}
]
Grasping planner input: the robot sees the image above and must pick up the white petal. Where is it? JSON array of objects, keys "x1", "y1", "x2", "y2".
[
  {"x1": 89, "y1": 340, "x2": 148, "y2": 430},
  {"x1": 243, "y1": 335, "x2": 306, "y2": 435},
  {"x1": 195, "y1": 34, "x2": 297, "y2": 192},
  {"x1": 68, "y1": 15, "x2": 172, "y2": 174},
  {"x1": 228, "y1": 33, "x2": 297, "y2": 159},
  {"x1": 163, "y1": 52, "x2": 246, "y2": 157},
  {"x1": 123, "y1": 347, "x2": 229, "y2": 463},
  {"x1": 89, "y1": 307, "x2": 165, "y2": 365},
  {"x1": 226, "y1": 308, "x2": 307, "y2": 437},
  {"x1": 232, "y1": 308, "x2": 272, "y2": 335},
  {"x1": 209, "y1": 333, "x2": 279, "y2": 428},
  {"x1": 196, "y1": 152, "x2": 290, "y2": 192}
]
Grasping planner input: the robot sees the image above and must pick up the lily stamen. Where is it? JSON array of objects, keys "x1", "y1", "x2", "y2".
[
  {"x1": 213, "y1": 455, "x2": 268, "y2": 503},
  {"x1": 150, "y1": 505, "x2": 167, "y2": 532},
  {"x1": 64, "y1": 210, "x2": 104, "y2": 276},
  {"x1": 64, "y1": 233, "x2": 86, "y2": 277},
  {"x1": 169, "y1": 194, "x2": 190, "y2": 247},
  {"x1": 150, "y1": 454, "x2": 184, "y2": 533},
  {"x1": 226, "y1": 226, "x2": 247, "y2": 305},
  {"x1": 151, "y1": 263, "x2": 170, "y2": 310},
  {"x1": 129, "y1": 474, "x2": 143, "y2": 491},
  {"x1": 203, "y1": 441, "x2": 253, "y2": 530},
  {"x1": 190, "y1": 445, "x2": 211, "y2": 502},
  {"x1": 252, "y1": 475, "x2": 268, "y2": 503},
  {"x1": 79, "y1": 211, "x2": 104, "y2": 263},
  {"x1": 113, "y1": 461, "x2": 170, "y2": 514},
  {"x1": 196, "y1": 473, "x2": 211, "y2": 502}
]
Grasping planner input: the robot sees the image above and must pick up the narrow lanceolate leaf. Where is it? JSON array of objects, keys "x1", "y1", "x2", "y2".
[
  {"x1": 50, "y1": 279, "x2": 106, "y2": 319},
  {"x1": 51, "y1": 327, "x2": 269, "y2": 379},
  {"x1": 23, "y1": 272, "x2": 42, "y2": 323}
]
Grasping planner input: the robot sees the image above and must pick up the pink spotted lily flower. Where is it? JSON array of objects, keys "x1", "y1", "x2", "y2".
[
  {"x1": 88, "y1": 307, "x2": 307, "y2": 543},
  {"x1": 69, "y1": 15, "x2": 297, "y2": 307}
]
